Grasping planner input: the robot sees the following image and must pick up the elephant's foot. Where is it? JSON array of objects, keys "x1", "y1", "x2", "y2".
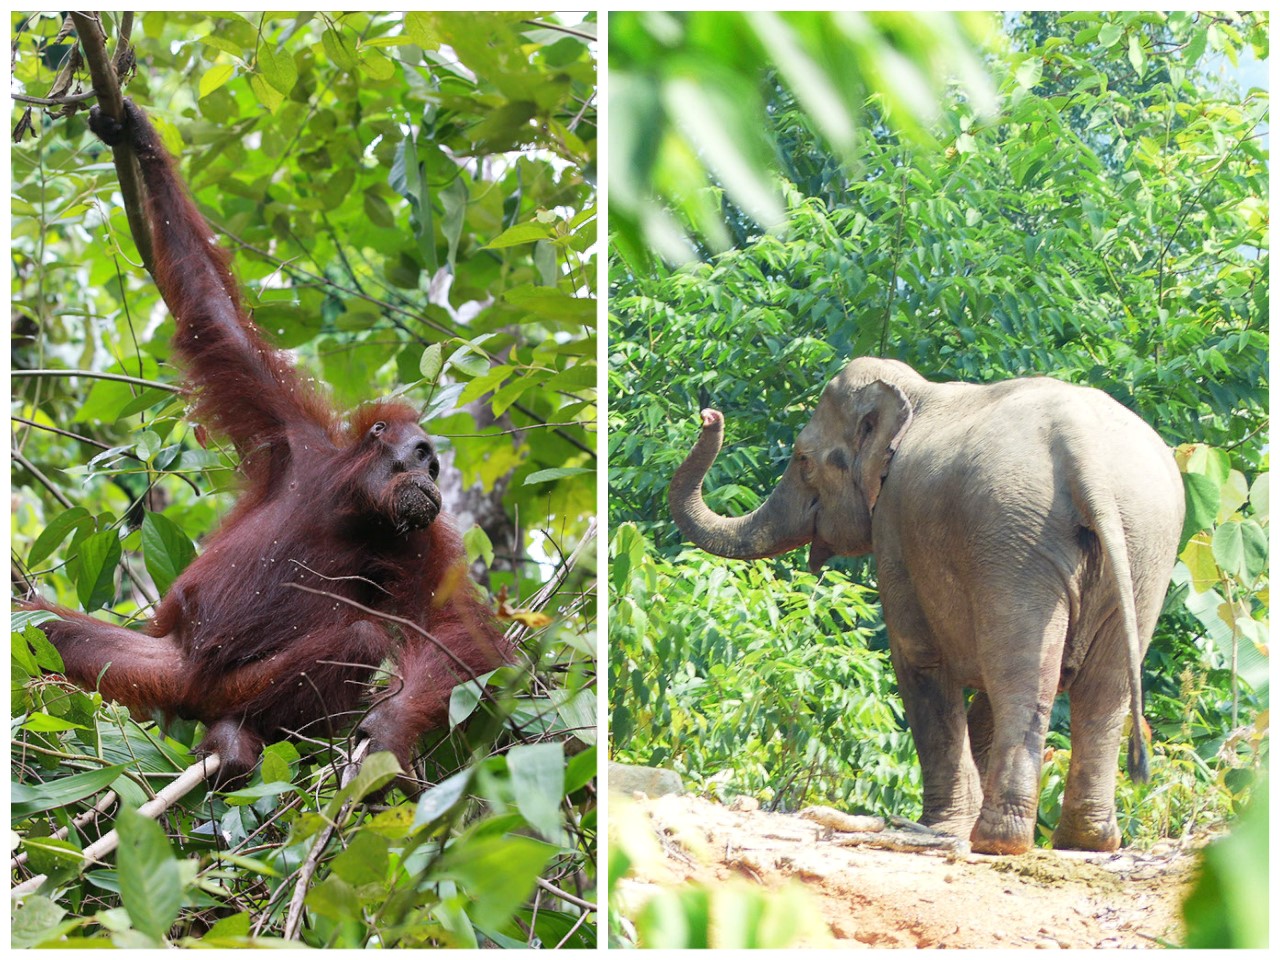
[
  {"x1": 920, "y1": 811, "x2": 979, "y2": 840},
  {"x1": 969, "y1": 805, "x2": 1037, "y2": 855},
  {"x1": 1052, "y1": 808, "x2": 1121, "y2": 852}
]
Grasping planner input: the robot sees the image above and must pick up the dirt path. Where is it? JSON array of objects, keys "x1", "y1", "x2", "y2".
[{"x1": 615, "y1": 794, "x2": 1199, "y2": 948}]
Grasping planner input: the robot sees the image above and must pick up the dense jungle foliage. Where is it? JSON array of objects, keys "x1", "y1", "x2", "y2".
[
  {"x1": 12, "y1": 11, "x2": 597, "y2": 948},
  {"x1": 609, "y1": 7, "x2": 1267, "y2": 871}
]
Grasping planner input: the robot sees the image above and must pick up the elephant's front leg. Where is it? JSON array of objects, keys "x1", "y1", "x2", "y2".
[
  {"x1": 970, "y1": 600, "x2": 1069, "y2": 855},
  {"x1": 890, "y1": 648, "x2": 982, "y2": 839}
]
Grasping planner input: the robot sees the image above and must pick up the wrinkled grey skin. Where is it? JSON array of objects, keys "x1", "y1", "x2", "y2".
[{"x1": 670, "y1": 357, "x2": 1184, "y2": 855}]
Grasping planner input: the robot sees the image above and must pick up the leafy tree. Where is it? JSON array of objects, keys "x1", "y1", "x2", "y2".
[
  {"x1": 12, "y1": 11, "x2": 596, "y2": 947},
  {"x1": 609, "y1": 9, "x2": 1267, "y2": 862}
]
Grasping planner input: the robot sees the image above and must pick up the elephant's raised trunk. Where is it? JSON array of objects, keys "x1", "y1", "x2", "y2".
[{"x1": 669, "y1": 409, "x2": 814, "y2": 559}]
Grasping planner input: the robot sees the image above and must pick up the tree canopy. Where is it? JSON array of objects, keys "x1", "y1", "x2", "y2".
[{"x1": 12, "y1": 11, "x2": 597, "y2": 948}]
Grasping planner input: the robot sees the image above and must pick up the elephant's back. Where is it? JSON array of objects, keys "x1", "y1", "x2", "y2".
[{"x1": 893, "y1": 376, "x2": 1183, "y2": 579}]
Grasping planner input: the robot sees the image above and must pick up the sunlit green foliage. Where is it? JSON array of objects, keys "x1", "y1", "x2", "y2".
[{"x1": 12, "y1": 10, "x2": 596, "y2": 947}]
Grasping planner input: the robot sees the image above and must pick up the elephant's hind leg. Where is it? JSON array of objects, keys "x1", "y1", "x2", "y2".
[
  {"x1": 1053, "y1": 630, "x2": 1131, "y2": 851},
  {"x1": 969, "y1": 597, "x2": 1068, "y2": 855}
]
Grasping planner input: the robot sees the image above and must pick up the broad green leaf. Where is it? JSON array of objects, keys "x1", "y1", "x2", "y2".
[
  {"x1": 1015, "y1": 56, "x2": 1042, "y2": 90},
  {"x1": 116, "y1": 806, "x2": 187, "y2": 942},
  {"x1": 1127, "y1": 35, "x2": 1145, "y2": 77},
  {"x1": 462, "y1": 524, "x2": 494, "y2": 568},
  {"x1": 340, "y1": 750, "x2": 401, "y2": 804},
  {"x1": 1212, "y1": 520, "x2": 1268, "y2": 585},
  {"x1": 524, "y1": 466, "x2": 593, "y2": 485},
  {"x1": 198, "y1": 63, "x2": 236, "y2": 99},
  {"x1": 257, "y1": 44, "x2": 297, "y2": 94},
  {"x1": 22, "y1": 713, "x2": 85, "y2": 732},
  {"x1": 305, "y1": 875, "x2": 361, "y2": 921},
  {"x1": 10, "y1": 894, "x2": 70, "y2": 949},
  {"x1": 1098, "y1": 23, "x2": 1123, "y2": 48},
  {"x1": 248, "y1": 74, "x2": 284, "y2": 112},
  {"x1": 141, "y1": 512, "x2": 197, "y2": 596},
  {"x1": 1217, "y1": 469, "x2": 1250, "y2": 523},
  {"x1": 441, "y1": 175, "x2": 469, "y2": 270},
  {"x1": 413, "y1": 768, "x2": 471, "y2": 827},
  {"x1": 434, "y1": 833, "x2": 557, "y2": 929},
  {"x1": 75, "y1": 528, "x2": 122, "y2": 612},
  {"x1": 507, "y1": 741, "x2": 565, "y2": 840},
  {"x1": 330, "y1": 829, "x2": 390, "y2": 887},
  {"x1": 28, "y1": 507, "x2": 92, "y2": 567},
  {"x1": 1180, "y1": 472, "x2": 1220, "y2": 547},
  {"x1": 10, "y1": 764, "x2": 129, "y2": 820},
  {"x1": 486, "y1": 221, "x2": 555, "y2": 249},
  {"x1": 419, "y1": 342, "x2": 444, "y2": 383},
  {"x1": 1249, "y1": 472, "x2": 1268, "y2": 522},
  {"x1": 1179, "y1": 535, "x2": 1220, "y2": 595}
]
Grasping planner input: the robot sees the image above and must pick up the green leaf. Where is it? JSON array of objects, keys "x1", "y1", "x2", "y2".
[
  {"x1": 1127, "y1": 35, "x2": 1145, "y2": 77},
  {"x1": 1098, "y1": 23, "x2": 1123, "y2": 48},
  {"x1": 75, "y1": 528, "x2": 122, "y2": 612},
  {"x1": 507, "y1": 741, "x2": 565, "y2": 840},
  {"x1": 10, "y1": 768, "x2": 130, "y2": 819},
  {"x1": 116, "y1": 806, "x2": 186, "y2": 942},
  {"x1": 553, "y1": 686, "x2": 596, "y2": 746},
  {"x1": 198, "y1": 63, "x2": 236, "y2": 99},
  {"x1": 419, "y1": 343, "x2": 444, "y2": 383},
  {"x1": 462, "y1": 524, "x2": 495, "y2": 568},
  {"x1": 22, "y1": 713, "x2": 86, "y2": 732},
  {"x1": 341, "y1": 750, "x2": 401, "y2": 804},
  {"x1": 257, "y1": 44, "x2": 297, "y2": 94},
  {"x1": 441, "y1": 176, "x2": 469, "y2": 270},
  {"x1": 1211, "y1": 520, "x2": 1268, "y2": 584},
  {"x1": 524, "y1": 466, "x2": 593, "y2": 485},
  {"x1": 1248, "y1": 472, "x2": 1268, "y2": 522},
  {"x1": 1180, "y1": 473, "x2": 1220, "y2": 547},
  {"x1": 330, "y1": 829, "x2": 390, "y2": 887},
  {"x1": 363, "y1": 190, "x2": 397, "y2": 228},
  {"x1": 11, "y1": 894, "x2": 70, "y2": 949},
  {"x1": 28, "y1": 507, "x2": 92, "y2": 567},
  {"x1": 434, "y1": 833, "x2": 557, "y2": 929},
  {"x1": 486, "y1": 221, "x2": 555, "y2": 249},
  {"x1": 22, "y1": 622, "x2": 65, "y2": 672},
  {"x1": 305, "y1": 875, "x2": 361, "y2": 921},
  {"x1": 446, "y1": 342, "x2": 492, "y2": 379},
  {"x1": 413, "y1": 768, "x2": 471, "y2": 827},
  {"x1": 1015, "y1": 57, "x2": 1042, "y2": 90},
  {"x1": 141, "y1": 512, "x2": 197, "y2": 596}
]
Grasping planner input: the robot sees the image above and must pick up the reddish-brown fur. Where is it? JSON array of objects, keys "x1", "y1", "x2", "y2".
[{"x1": 22, "y1": 100, "x2": 511, "y2": 788}]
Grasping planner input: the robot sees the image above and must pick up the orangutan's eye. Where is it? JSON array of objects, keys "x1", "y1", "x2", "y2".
[{"x1": 415, "y1": 442, "x2": 430, "y2": 461}]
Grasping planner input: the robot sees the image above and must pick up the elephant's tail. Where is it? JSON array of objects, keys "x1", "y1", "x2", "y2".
[{"x1": 1071, "y1": 457, "x2": 1151, "y2": 784}]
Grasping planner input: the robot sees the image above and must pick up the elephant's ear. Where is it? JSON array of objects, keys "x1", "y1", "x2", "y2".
[{"x1": 851, "y1": 380, "x2": 913, "y2": 512}]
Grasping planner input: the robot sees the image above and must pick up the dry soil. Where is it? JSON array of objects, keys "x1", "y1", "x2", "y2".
[{"x1": 615, "y1": 793, "x2": 1200, "y2": 949}]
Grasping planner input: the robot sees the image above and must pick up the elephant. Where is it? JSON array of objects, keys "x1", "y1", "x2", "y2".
[{"x1": 669, "y1": 356, "x2": 1184, "y2": 855}]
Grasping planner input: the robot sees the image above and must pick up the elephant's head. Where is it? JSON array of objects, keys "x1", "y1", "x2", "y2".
[{"x1": 669, "y1": 357, "x2": 921, "y2": 572}]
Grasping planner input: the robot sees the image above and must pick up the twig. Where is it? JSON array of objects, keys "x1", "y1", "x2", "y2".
[
  {"x1": 11, "y1": 790, "x2": 119, "y2": 869},
  {"x1": 514, "y1": 517, "x2": 597, "y2": 628},
  {"x1": 13, "y1": 368, "x2": 180, "y2": 392},
  {"x1": 535, "y1": 875, "x2": 597, "y2": 912},
  {"x1": 12, "y1": 754, "x2": 221, "y2": 896},
  {"x1": 282, "y1": 739, "x2": 369, "y2": 940}
]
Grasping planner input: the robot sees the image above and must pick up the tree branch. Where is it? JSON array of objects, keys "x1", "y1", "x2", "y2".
[{"x1": 69, "y1": 11, "x2": 153, "y2": 269}]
